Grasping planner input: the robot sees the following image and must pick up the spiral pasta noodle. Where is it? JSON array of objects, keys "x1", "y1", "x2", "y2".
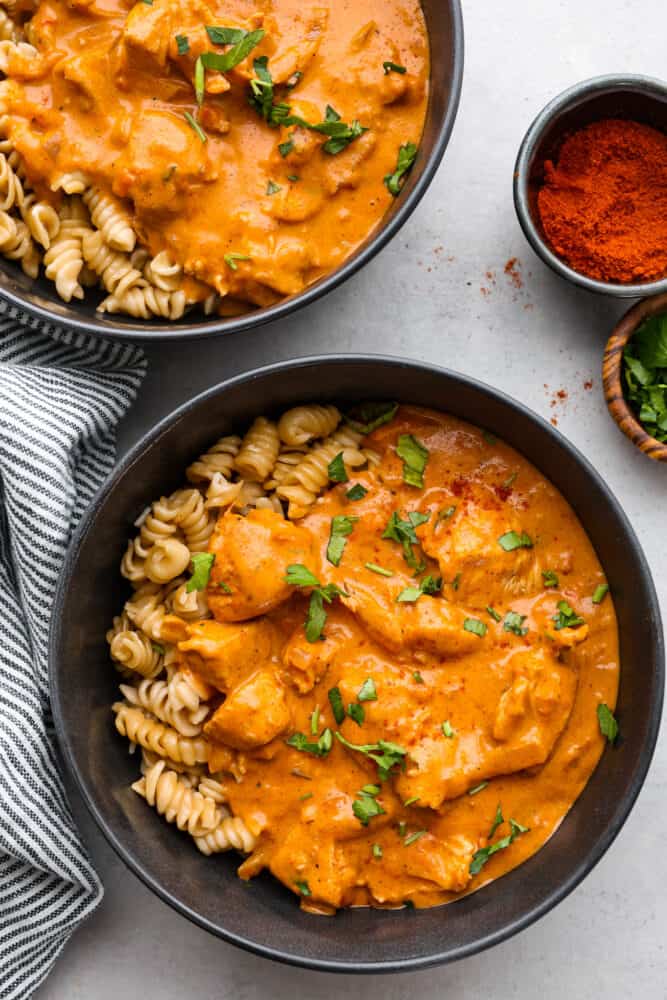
[
  {"x1": 20, "y1": 190, "x2": 59, "y2": 248},
  {"x1": 144, "y1": 249, "x2": 182, "y2": 292},
  {"x1": 82, "y1": 184, "x2": 136, "y2": 252},
  {"x1": 276, "y1": 426, "x2": 366, "y2": 516},
  {"x1": 278, "y1": 404, "x2": 341, "y2": 446},
  {"x1": 43, "y1": 198, "x2": 91, "y2": 301},
  {"x1": 82, "y1": 229, "x2": 144, "y2": 297},
  {"x1": 119, "y1": 678, "x2": 208, "y2": 736},
  {"x1": 106, "y1": 613, "x2": 163, "y2": 679},
  {"x1": 99, "y1": 285, "x2": 187, "y2": 320},
  {"x1": 123, "y1": 582, "x2": 170, "y2": 642},
  {"x1": 113, "y1": 702, "x2": 209, "y2": 766},
  {"x1": 0, "y1": 153, "x2": 23, "y2": 211},
  {"x1": 166, "y1": 580, "x2": 210, "y2": 621},
  {"x1": 0, "y1": 212, "x2": 38, "y2": 276},
  {"x1": 143, "y1": 537, "x2": 192, "y2": 584},
  {"x1": 187, "y1": 435, "x2": 241, "y2": 484},
  {"x1": 193, "y1": 816, "x2": 257, "y2": 855},
  {"x1": 132, "y1": 760, "x2": 221, "y2": 836},
  {"x1": 234, "y1": 417, "x2": 280, "y2": 482},
  {"x1": 166, "y1": 488, "x2": 214, "y2": 552}
]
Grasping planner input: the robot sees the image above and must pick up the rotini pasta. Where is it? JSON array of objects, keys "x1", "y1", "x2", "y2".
[
  {"x1": 276, "y1": 426, "x2": 366, "y2": 517},
  {"x1": 234, "y1": 417, "x2": 280, "y2": 483},
  {"x1": 132, "y1": 760, "x2": 221, "y2": 836},
  {"x1": 20, "y1": 190, "x2": 59, "y2": 249},
  {"x1": 113, "y1": 702, "x2": 209, "y2": 766},
  {"x1": 143, "y1": 538, "x2": 192, "y2": 585},
  {"x1": 119, "y1": 678, "x2": 208, "y2": 736},
  {"x1": 99, "y1": 285, "x2": 187, "y2": 320},
  {"x1": 106, "y1": 613, "x2": 163, "y2": 679},
  {"x1": 193, "y1": 816, "x2": 257, "y2": 856},
  {"x1": 81, "y1": 229, "x2": 144, "y2": 297},
  {"x1": 82, "y1": 184, "x2": 135, "y2": 253},
  {"x1": 186, "y1": 435, "x2": 241, "y2": 484},
  {"x1": 277, "y1": 404, "x2": 341, "y2": 446}
]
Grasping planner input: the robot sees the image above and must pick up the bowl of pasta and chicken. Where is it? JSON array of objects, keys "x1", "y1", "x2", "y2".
[
  {"x1": 50, "y1": 356, "x2": 663, "y2": 970},
  {"x1": 0, "y1": 0, "x2": 462, "y2": 338}
]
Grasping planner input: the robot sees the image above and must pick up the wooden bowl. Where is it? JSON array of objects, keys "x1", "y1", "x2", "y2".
[{"x1": 603, "y1": 292, "x2": 667, "y2": 462}]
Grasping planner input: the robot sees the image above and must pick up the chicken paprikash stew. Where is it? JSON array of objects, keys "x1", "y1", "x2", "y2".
[{"x1": 109, "y1": 403, "x2": 619, "y2": 913}]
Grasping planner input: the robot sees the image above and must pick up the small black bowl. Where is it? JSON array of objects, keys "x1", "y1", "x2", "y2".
[
  {"x1": 0, "y1": 0, "x2": 463, "y2": 342},
  {"x1": 50, "y1": 356, "x2": 663, "y2": 973},
  {"x1": 514, "y1": 74, "x2": 667, "y2": 297}
]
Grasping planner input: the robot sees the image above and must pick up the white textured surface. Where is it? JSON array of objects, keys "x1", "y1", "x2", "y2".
[{"x1": 38, "y1": 1, "x2": 666, "y2": 996}]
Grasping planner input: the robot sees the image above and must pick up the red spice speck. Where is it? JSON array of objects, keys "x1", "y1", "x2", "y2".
[
  {"x1": 556, "y1": 389, "x2": 568, "y2": 401},
  {"x1": 494, "y1": 485, "x2": 512, "y2": 502},
  {"x1": 504, "y1": 257, "x2": 523, "y2": 289},
  {"x1": 551, "y1": 417, "x2": 558, "y2": 427},
  {"x1": 584, "y1": 379, "x2": 593, "y2": 390}
]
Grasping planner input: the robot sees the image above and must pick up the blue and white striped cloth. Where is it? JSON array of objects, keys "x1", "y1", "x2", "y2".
[{"x1": 0, "y1": 305, "x2": 146, "y2": 999}]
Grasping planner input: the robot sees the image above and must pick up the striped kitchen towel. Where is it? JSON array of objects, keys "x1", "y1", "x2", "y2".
[{"x1": 0, "y1": 306, "x2": 146, "y2": 1000}]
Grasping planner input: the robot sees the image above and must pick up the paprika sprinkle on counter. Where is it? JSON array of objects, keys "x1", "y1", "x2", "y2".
[{"x1": 537, "y1": 119, "x2": 667, "y2": 284}]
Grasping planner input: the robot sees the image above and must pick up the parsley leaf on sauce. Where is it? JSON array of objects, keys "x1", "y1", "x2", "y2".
[
  {"x1": 327, "y1": 451, "x2": 348, "y2": 483},
  {"x1": 346, "y1": 401, "x2": 399, "y2": 434},
  {"x1": 336, "y1": 733, "x2": 408, "y2": 782},
  {"x1": 503, "y1": 611, "x2": 528, "y2": 636},
  {"x1": 593, "y1": 583, "x2": 609, "y2": 604},
  {"x1": 175, "y1": 34, "x2": 189, "y2": 55},
  {"x1": 285, "y1": 564, "x2": 347, "y2": 642},
  {"x1": 278, "y1": 139, "x2": 294, "y2": 157},
  {"x1": 396, "y1": 433, "x2": 429, "y2": 488},
  {"x1": 542, "y1": 569, "x2": 559, "y2": 588},
  {"x1": 328, "y1": 687, "x2": 345, "y2": 725},
  {"x1": 486, "y1": 606, "x2": 501, "y2": 622},
  {"x1": 326, "y1": 515, "x2": 358, "y2": 566},
  {"x1": 498, "y1": 531, "x2": 533, "y2": 551},
  {"x1": 357, "y1": 678, "x2": 378, "y2": 702},
  {"x1": 397, "y1": 574, "x2": 442, "y2": 603},
  {"x1": 597, "y1": 703, "x2": 619, "y2": 743},
  {"x1": 552, "y1": 600, "x2": 585, "y2": 631},
  {"x1": 200, "y1": 27, "x2": 265, "y2": 73},
  {"x1": 488, "y1": 804, "x2": 504, "y2": 839},
  {"x1": 346, "y1": 483, "x2": 367, "y2": 501},
  {"x1": 266, "y1": 179, "x2": 282, "y2": 195},
  {"x1": 224, "y1": 252, "x2": 251, "y2": 270},
  {"x1": 469, "y1": 819, "x2": 529, "y2": 876},
  {"x1": 463, "y1": 617, "x2": 487, "y2": 638},
  {"x1": 183, "y1": 111, "x2": 207, "y2": 143},
  {"x1": 295, "y1": 879, "x2": 311, "y2": 896},
  {"x1": 382, "y1": 509, "x2": 429, "y2": 569},
  {"x1": 286, "y1": 729, "x2": 333, "y2": 757},
  {"x1": 186, "y1": 552, "x2": 215, "y2": 592},
  {"x1": 353, "y1": 786, "x2": 385, "y2": 826},
  {"x1": 384, "y1": 142, "x2": 418, "y2": 196},
  {"x1": 347, "y1": 702, "x2": 364, "y2": 726},
  {"x1": 365, "y1": 562, "x2": 393, "y2": 577},
  {"x1": 441, "y1": 721, "x2": 456, "y2": 738},
  {"x1": 383, "y1": 60, "x2": 407, "y2": 74}
]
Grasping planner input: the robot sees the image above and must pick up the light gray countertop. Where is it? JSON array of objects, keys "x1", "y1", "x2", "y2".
[{"x1": 38, "y1": 1, "x2": 666, "y2": 996}]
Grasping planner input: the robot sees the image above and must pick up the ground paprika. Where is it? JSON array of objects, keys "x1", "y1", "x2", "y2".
[{"x1": 537, "y1": 118, "x2": 667, "y2": 284}]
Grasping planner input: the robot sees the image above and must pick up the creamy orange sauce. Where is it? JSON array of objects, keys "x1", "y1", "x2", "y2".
[
  {"x1": 176, "y1": 406, "x2": 619, "y2": 912},
  {"x1": 2, "y1": 0, "x2": 429, "y2": 310}
]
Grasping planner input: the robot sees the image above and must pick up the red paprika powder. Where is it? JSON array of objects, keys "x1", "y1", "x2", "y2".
[{"x1": 537, "y1": 118, "x2": 667, "y2": 284}]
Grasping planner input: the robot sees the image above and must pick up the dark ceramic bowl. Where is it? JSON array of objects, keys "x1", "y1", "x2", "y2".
[
  {"x1": 0, "y1": 2, "x2": 463, "y2": 342},
  {"x1": 514, "y1": 74, "x2": 667, "y2": 297},
  {"x1": 50, "y1": 356, "x2": 663, "y2": 972}
]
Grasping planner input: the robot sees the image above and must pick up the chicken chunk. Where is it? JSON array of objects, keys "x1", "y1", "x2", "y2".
[
  {"x1": 178, "y1": 618, "x2": 279, "y2": 692},
  {"x1": 203, "y1": 670, "x2": 290, "y2": 749},
  {"x1": 365, "y1": 833, "x2": 475, "y2": 904},
  {"x1": 395, "y1": 646, "x2": 577, "y2": 807},
  {"x1": 207, "y1": 509, "x2": 318, "y2": 621}
]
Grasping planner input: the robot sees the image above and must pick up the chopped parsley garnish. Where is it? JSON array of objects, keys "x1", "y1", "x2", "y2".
[
  {"x1": 483, "y1": 431, "x2": 498, "y2": 445},
  {"x1": 438, "y1": 504, "x2": 457, "y2": 522},
  {"x1": 450, "y1": 572, "x2": 461, "y2": 592},
  {"x1": 346, "y1": 401, "x2": 399, "y2": 434},
  {"x1": 353, "y1": 785, "x2": 385, "y2": 826},
  {"x1": 348, "y1": 702, "x2": 364, "y2": 726},
  {"x1": 217, "y1": 581, "x2": 232, "y2": 593},
  {"x1": 336, "y1": 733, "x2": 408, "y2": 781},
  {"x1": 593, "y1": 583, "x2": 609, "y2": 604},
  {"x1": 488, "y1": 804, "x2": 504, "y2": 839},
  {"x1": 398, "y1": 821, "x2": 407, "y2": 837},
  {"x1": 372, "y1": 843, "x2": 383, "y2": 858},
  {"x1": 357, "y1": 678, "x2": 378, "y2": 702},
  {"x1": 622, "y1": 313, "x2": 667, "y2": 443},
  {"x1": 383, "y1": 60, "x2": 406, "y2": 74},
  {"x1": 503, "y1": 471, "x2": 518, "y2": 488},
  {"x1": 287, "y1": 174, "x2": 300, "y2": 181},
  {"x1": 286, "y1": 70, "x2": 303, "y2": 89},
  {"x1": 151, "y1": 642, "x2": 165, "y2": 655},
  {"x1": 404, "y1": 830, "x2": 426, "y2": 846},
  {"x1": 552, "y1": 600, "x2": 585, "y2": 631},
  {"x1": 441, "y1": 721, "x2": 455, "y2": 738},
  {"x1": 597, "y1": 703, "x2": 618, "y2": 743},
  {"x1": 200, "y1": 27, "x2": 265, "y2": 72},
  {"x1": 365, "y1": 561, "x2": 393, "y2": 577},
  {"x1": 346, "y1": 483, "x2": 367, "y2": 501},
  {"x1": 310, "y1": 104, "x2": 366, "y2": 155},
  {"x1": 463, "y1": 617, "x2": 487, "y2": 638},
  {"x1": 183, "y1": 111, "x2": 207, "y2": 143},
  {"x1": 278, "y1": 139, "x2": 294, "y2": 157},
  {"x1": 285, "y1": 564, "x2": 347, "y2": 641},
  {"x1": 175, "y1": 34, "x2": 189, "y2": 55},
  {"x1": 382, "y1": 509, "x2": 429, "y2": 570},
  {"x1": 327, "y1": 451, "x2": 348, "y2": 483},
  {"x1": 328, "y1": 687, "x2": 345, "y2": 725},
  {"x1": 486, "y1": 606, "x2": 501, "y2": 622},
  {"x1": 286, "y1": 728, "x2": 333, "y2": 757},
  {"x1": 224, "y1": 252, "x2": 251, "y2": 270},
  {"x1": 503, "y1": 611, "x2": 528, "y2": 636},
  {"x1": 397, "y1": 574, "x2": 442, "y2": 603},
  {"x1": 469, "y1": 819, "x2": 529, "y2": 876},
  {"x1": 542, "y1": 569, "x2": 559, "y2": 588},
  {"x1": 205, "y1": 26, "x2": 247, "y2": 45},
  {"x1": 161, "y1": 164, "x2": 177, "y2": 182},
  {"x1": 194, "y1": 56, "x2": 205, "y2": 105},
  {"x1": 468, "y1": 781, "x2": 488, "y2": 796},
  {"x1": 396, "y1": 433, "x2": 429, "y2": 488},
  {"x1": 266, "y1": 179, "x2": 282, "y2": 195},
  {"x1": 384, "y1": 142, "x2": 418, "y2": 196},
  {"x1": 295, "y1": 879, "x2": 311, "y2": 896},
  {"x1": 413, "y1": 671, "x2": 424, "y2": 684},
  {"x1": 326, "y1": 514, "x2": 358, "y2": 566},
  {"x1": 299, "y1": 792, "x2": 313, "y2": 801},
  {"x1": 248, "y1": 56, "x2": 285, "y2": 123},
  {"x1": 310, "y1": 706, "x2": 320, "y2": 735},
  {"x1": 403, "y1": 796, "x2": 420, "y2": 807},
  {"x1": 498, "y1": 530, "x2": 533, "y2": 551},
  {"x1": 186, "y1": 552, "x2": 215, "y2": 592}
]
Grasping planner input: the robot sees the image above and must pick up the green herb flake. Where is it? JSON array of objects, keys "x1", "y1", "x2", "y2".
[
  {"x1": 266, "y1": 179, "x2": 282, "y2": 195},
  {"x1": 295, "y1": 879, "x2": 311, "y2": 896},
  {"x1": 285, "y1": 564, "x2": 347, "y2": 642},
  {"x1": 286, "y1": 728, "x2": 333, "y2": 757},
  {"x1": 357, "y1": 678, "x2": 378, "y2": 702},
  {"x1": 468, "y1": 781, "x2": 488, "y2": 796},
  {"x1": 542, "y1": 569, "x2": 559, "y2": 588},
  {"x1": 217, "y1": 581, "x2": 232, "y2": 593},
  {"x1": 299, "y1": 792, "x2": 313, "y2": 801},
  {"x1": 403, "y1": 796, "x2": 420, "y2": 807},
  {"x1": 413, "y1": 671, "x2": 424, "y2": 684},
  {"x1": 347, "y1": 702, "x2": 365, "y2": 726},
  {"x1": 441, "y1": 720, "x2": 455, "y2": 738},
  {"x1": 310, "y1": 706, "x2": 320, "y2": 735},
  {"x1": 503, "y1": 471, "x2": 518, "y2": 489},
  {"x1": 151, "y1": 642, "x2": 165, "y2": 655},
  {"x1": 552, "y1": 600, "x2": 585, "y2": 631},
  {"x1": 352, "y1": 786, "x2": 385, "y2": 826},
  {"x1": 438, "y1": 504, "x2": 457, "y2": 522},
  {"x1": 597, "y1": 703, "x2": 619, "y2": 743},
  {"x1": 328, "y1": 451, "x2": 348, "y2": 483},
  {"x1": 200, "y1": 26, "x2": 265, "y2": 73},
  {"x1": 498, "y1": 530, "x2": 533, "y2": 552},
  {"x1": 186, "y1": 552, "x2": 215, "y2": 592},
  {"x1": 593, "y1": 583, "x2": 609, "y2": 604},
  {"x1": 365, "y1": 561, "x2": 393, "y2": 577},
  {"x1": 464, "y1": 617, "x2": 487, "y2": 638},
  {"x1": 346, "y1": 483, "x2": 368, "y2": 501},
  {"x1": 326, "y1": 514, "x2": 358, "y2": 566},
  {"x1": 398, "y1": 821, "x2": 407, "y2": 837},
  {"x1": 372, "y1": 843, "x2": 383, "y2": 858},
  {"x1": 224, "y1": 252, "x2": 251, "y2": 270},
  {"x1": 287, "y1": 174, "x2": 300, "y2": 181},
  {"x1": 175, "y1": 34, "x2": 189, "y2": 55},
  {"x1": 384, "y1": 141, "x2": 418, "y2": 196},
  {"x1": 346, "y1": 401, "x2": 399, "y2": 434},
  {"x1": 328, "y1": 686, "x2": 345, "y2": 725},
  {"x1": 396, "y1": 586, "x2": 423, "y2": 604},
  {"x1": 383, "y1": 60, "x2": 407, "y2": 75},
  {"x1": 205, "y1": 26, "x2": 246, "y2": 45},
  {"x1": 404, "y1": 829, "x2": 427, "y2": 847},
  {"x1": 382, "y1": 509, "x2": 429, "y2": 570},
  {"x1": 486, "y1": 606, "x2": 501, "y2": 622},
  {"x1": 396, "y1": 433, "x2": 429, "y2": 488},
  {"x1": 503, "y1": 611, "x2": 528, "y2": 636},
  {"x1": 622, "y1": 314, "x2": 667, "y2": 443},
  {"x1": 469, "y1": 818, "x2": 529, "y2": 876},
  {"x1": 194, "y1": 55, "x2": 205, "y2": 105},
  {"x1": 285, "y1": 564, "x2": 320, "y2": 588},
  {"x1": 278, "y1": 139, "x2": 294, "y2": 157},
  {"x1": 286, "y1": 70, "x2": 302, "y2": 89},
  {"x1": 336, "y1": 732, "x2": 408, "y2": 782},
  {"x1": 488, "y1": 803, "x2": 504, "y2": 840},
  {"x1": 183, "y1": 111, "x2": 207, "y2": 143}
]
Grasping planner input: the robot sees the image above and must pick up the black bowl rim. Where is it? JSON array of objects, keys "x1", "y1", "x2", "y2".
[
  {"x1": 0, "y1": 3, "x2": 464, "y2": 343},
  {"x1": 513, "y1": 72, "x2": 667, "y2": 298},
  {"x1": 49, "y1": 354, "x2": 664, "y2": 973}
]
